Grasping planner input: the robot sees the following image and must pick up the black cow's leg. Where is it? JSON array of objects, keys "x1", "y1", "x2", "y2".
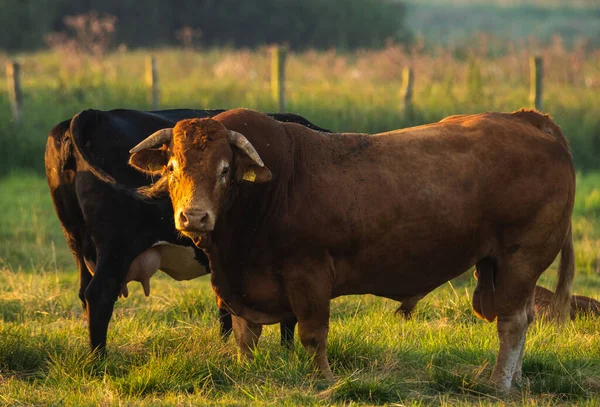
[
  {"x1": 219, "y1": 307, "x2": 233, "y2": 340},
  {"x1": 78, "y1": 238, "x2": 96, "y2": 315},
  {"x1": 84, "y1": 252, "x2": 129, "y2": 353},
  {"x1": 280, "y1": 315, "x2": 297, "y2": 348},
  {"x1": 78, "y1": 258, "x2": 93, "y2": 314}
]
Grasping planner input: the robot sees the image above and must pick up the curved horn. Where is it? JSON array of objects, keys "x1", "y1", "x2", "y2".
[
  {"x1": 226, "y1": 130, "x2": 264, "y2": 167},
  {"x1": 129, "y1": 128, "x2": 173, "y2": 154}
]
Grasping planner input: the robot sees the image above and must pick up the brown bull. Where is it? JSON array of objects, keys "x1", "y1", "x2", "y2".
[{"x1": 129, "y1": 108, "x2": 575, "y2": 391}]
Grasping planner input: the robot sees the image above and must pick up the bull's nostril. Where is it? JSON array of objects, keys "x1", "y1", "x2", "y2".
[{"x1": 179, "y1": 211, "x2": 189, "y2": 227}]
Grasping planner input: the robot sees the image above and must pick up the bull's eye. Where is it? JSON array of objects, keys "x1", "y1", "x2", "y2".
[
  {"x1": 220, "y1": 166, "x2": 230, "y2": 177},
  {"x1": 167, "y1": 163, "x2": 174, "y2": 173}
]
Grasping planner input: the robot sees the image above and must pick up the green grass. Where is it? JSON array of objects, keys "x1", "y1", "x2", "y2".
[{"x1": 0, "y1": 171, "x2": 599, "y2": 405}]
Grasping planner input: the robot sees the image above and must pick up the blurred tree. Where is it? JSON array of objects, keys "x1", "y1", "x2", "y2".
[{"x1": 0, "y1": 0, "x2": 411, "y2": 51}]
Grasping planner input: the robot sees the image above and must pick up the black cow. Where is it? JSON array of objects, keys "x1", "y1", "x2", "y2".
[{"x1": 45, "y1": 108, "x2": 328, "y2": 352}]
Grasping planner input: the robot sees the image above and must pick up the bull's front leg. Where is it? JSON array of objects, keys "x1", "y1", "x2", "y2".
[
  {"x1": 282, "y1": 254, "x2": 335, "y2": 383},
  {"x1": 218, "y1": 306, "x2": 233, "y2": 340},
  {"x1": 231, "y1": 315, "x2": 263, "y2": 360},
  {"x1": 218, "y1": 305, "x2": 297, "y2": 347}
]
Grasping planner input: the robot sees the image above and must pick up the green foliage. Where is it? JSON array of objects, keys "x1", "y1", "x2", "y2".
[
  {"x1": 466, "y1": 56, "x2": 484, "y2": 106},
  {"x1": 0, "y1": 0, "x2": 410, "y2": 52},
  {"x1": 0, "y1": 0, "x2": 66, "y2": 51}
]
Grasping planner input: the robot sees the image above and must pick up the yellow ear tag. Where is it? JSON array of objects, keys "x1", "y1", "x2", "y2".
[{"x1": 242, "y1": 169, "x2": 256, "y2": 182}]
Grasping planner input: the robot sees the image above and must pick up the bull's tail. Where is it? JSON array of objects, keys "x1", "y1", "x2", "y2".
[{"x1": 551, "y1": 223, "x2": 575, "y2": 323}]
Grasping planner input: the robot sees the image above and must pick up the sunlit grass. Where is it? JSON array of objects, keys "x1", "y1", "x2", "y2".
[
  {"x1": 0, "y1": 172, "x2": 599, "y2": 405},
  {"x1": 1, "y1": 270, "x2": 599, "y2": 405}
]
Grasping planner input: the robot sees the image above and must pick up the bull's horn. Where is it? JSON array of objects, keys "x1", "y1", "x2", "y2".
[
  {"x1": 129, "y1": 128, "x2": 173, "y2": 154},
  {"x1": 226, "y1": 130, "x2": 265, "y2": 167}
]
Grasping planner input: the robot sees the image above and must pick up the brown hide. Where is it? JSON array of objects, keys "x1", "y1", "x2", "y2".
[
  {"x1": 131, "y1": 108, "x2": 576, "y2": 388},
  {"x1": 159, "y1": 108, "x2": 574, "y2": 311}
]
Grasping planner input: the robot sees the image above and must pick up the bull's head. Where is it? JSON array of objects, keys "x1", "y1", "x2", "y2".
[{"x1": 129, "y1": 118, "x2": 271, "y2": 238}]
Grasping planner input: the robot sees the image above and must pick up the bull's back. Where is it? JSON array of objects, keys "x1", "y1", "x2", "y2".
[{"x1": 289, "y1": 113, "x2": 568, "y2": 242}]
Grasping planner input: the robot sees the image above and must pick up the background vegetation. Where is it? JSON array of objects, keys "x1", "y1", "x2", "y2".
[
  {"x1": 1, "y1": 39, "x2": 599, "y2": 174},
  {"x1": 1, "y1": 0, "x2": 599, "y2": 405},
  {"x1": 405, "y1": 0, "x2": 600, "y2": 48},
  {"x1": 0, "y1": 0, "x2": 410, "y2": 51}
]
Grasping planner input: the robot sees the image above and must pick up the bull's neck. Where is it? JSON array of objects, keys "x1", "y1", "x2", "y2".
[{"x1": 212, "y1": 129, "x2": 297, "y2": 271}]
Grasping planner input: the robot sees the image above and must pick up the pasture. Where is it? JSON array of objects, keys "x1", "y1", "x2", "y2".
[
  {"x1": 1, "y1": 173, "x2": 599, "y2": 406},
  {"x1": 1, "y1": 46, "x2": 600, "y2": 405}
]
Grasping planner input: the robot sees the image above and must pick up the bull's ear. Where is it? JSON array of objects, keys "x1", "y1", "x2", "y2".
[
  {"x1": 235, "y1": 155, "x2": 272, "y2": 183},
  {"x1": 227, "y1": 130, "x2": 272, "y2": 183},
  {"x1": 129, "y1": 148, "x2": 168, "y2": 175}
]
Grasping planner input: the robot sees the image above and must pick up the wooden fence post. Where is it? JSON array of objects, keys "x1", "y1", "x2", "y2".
[
  {"x1": 529, "y1": 56, "x2": 543, "y2": 111},
  {"x1": 400, "y1": 67, "x2": 414, "y2": 119},
  {"x1": 146, "y1": 56, "x2": 159, "y2": 110},
  {"x1": 6, "y1": 61, "x2": 23, "y2": 124},
  {"x1": 271, "y1": 46, "x2": 286, "y2": 113}
]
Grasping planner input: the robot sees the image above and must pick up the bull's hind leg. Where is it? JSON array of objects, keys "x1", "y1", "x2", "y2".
[
  {"x1": 489, "y1": 255, "x2": 538, "y2": 390},
  {"x1": 491, "y1": 311, "x2": 529, "y2": 390},
  {"x1": 512, "y1": 292, "x2": 535, "y2": 384},
  {"x1": 231, "y1": 315, "x2": 263, "y2": 360}
]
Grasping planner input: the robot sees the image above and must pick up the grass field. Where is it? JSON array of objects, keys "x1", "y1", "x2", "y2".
[
  {"x1": 0, "y1": 170, "x2": 599, "y2": 406},
  {"x1": 0, "y1": 43, "x2": 599, "y2": 405}
]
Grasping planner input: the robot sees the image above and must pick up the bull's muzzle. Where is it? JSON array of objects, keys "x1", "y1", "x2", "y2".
[{"x1": 176, "y1": 208, "x2": 214, "y2": 233}]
